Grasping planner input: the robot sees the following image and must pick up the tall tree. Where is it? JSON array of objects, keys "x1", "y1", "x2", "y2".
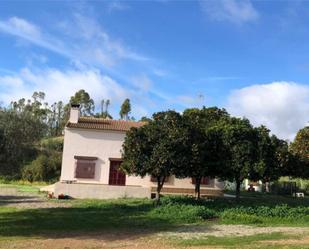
[
  {"x1": 289, "y1": 127, "x2": 309, "y2": 178},
  {"x1": 219, "y1": 117, "x2": 259, "y2": 201},
  {"x1": 251, "y1": 126, "x2": 286, "y2": 192},
  {"x1": 0, "y1": 108, "x2": 46, "y2": 177},
  {"x1": 122, "y1": 110, "x2": 189, "y2": 204},
  {"x1": 181, "y1": 107, "x2": 229, "y2": 199},
  {"x1": 120, "y1": 98, "x2": 131, "y2": 120},
  {"x1": 68, "y1": 89, "x2": 95, "y2": 116}
]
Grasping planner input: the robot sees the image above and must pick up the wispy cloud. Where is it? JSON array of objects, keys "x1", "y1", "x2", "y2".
[
  {"x1": 200, "y1": 0, "x2": 259, "y2": 24},
  {"x1": 107, "y1": 1, "x2": 130, "y2": 13},
  {"x1": 0, "y1": 15, "x2": 148, "y2": 69},
  {"x1": 0, "y1": 17, "x2": 67, "y2": 55}
]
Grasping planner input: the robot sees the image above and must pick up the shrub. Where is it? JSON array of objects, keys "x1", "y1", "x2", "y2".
[
  {"x1": 21, "y1": 137, "x2": 63, "y2": 183},
  {"x1": 151, "y1": 203, "x2": 217, "y2": 222}
]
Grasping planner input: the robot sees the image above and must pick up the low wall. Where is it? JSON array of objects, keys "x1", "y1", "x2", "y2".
[{"x1": 54, "y1": 182, "x2": 151, "y2": 199}]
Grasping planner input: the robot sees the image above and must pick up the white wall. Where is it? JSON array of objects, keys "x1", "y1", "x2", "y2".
[{"x1": 60, "y1": 127, "x2": 224, "y2": 191}]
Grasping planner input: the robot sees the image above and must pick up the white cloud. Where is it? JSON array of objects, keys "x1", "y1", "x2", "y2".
[
  {"x1": 200, "y1": 0, "x2": 259, "y2": 24},
  {"x1": 0, "y1": 15, "x2": 147, "y2": 69},
  {"x1": 227, "y1": 82, "x2": 309, "y2": 140},
  {"x1": 0, "y1": 67, "x2": 151, "y2": 117}
]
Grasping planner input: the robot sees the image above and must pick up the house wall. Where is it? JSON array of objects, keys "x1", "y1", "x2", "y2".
[
  {"x1": 60, "y1": 127, "x2": 224, "y2": 197},
  {"x1": 61, "y1": 127, "x2": 150, "y2": 186}
]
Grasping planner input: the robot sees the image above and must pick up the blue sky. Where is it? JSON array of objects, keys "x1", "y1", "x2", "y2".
[{"x1": 1, "y1": 0, "x2": 309, "y2": 140}]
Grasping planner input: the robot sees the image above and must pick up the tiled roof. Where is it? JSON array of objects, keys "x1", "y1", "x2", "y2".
[{"x1": 67, "y1": 117, "x2": 145, "y2": 132}]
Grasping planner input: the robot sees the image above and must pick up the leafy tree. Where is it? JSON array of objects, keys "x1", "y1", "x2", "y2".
[
  {"x1": 120, "y1": 98, "x2": 131, "y2": 120},
  {"x1": 22, "y1": 137, "x2": 63, "y2": 182},
  {"x1": 219, "y1": 117, "x2": 259, "y2": 200},
  {"x1": 68, "y1": 89, "x2": 95, "y2": 116},
  {"x1": 289, "y1": 127, "x2": 309, "y2": 178},
  {"x1": 0, "y1": 109, "x2": 45, "y2": 177},
  {"x1": 139, "y1": 116, "x2": 151, "y2": 122},
  {"x1": 98, "y1": 99, "x2": 112, "y2": 119},
  {"x1": 122, "y1": 110, "x2": 189, "y2": 204},
  {"x1": 251, "y1": 126, "x2": 287, "y2": 192},
  {"x1": 48, "y1": 101, "x2": 64, "y2": 136},
  {"x1": 182, "y1": 107, "x2": 229, "y2": 199}
]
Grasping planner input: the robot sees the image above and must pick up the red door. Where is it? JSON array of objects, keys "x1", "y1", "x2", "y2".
[{"x1": 109, "y1": 161, "x2": 126, "y2": 186}]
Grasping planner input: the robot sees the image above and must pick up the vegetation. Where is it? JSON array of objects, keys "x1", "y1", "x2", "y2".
[
  {"x1": 119, "y1": 98, "x2": 131, "y2": 120},
  {"x1": 0, "y1": 195, "x2": 308, "y2": 239},
  {"x1": 1, "y1": 88, "x2": 309, "y2": 200},
  {"x1": 182, "y1": 107, "x2": 229, "y2": 199},
  {"x1": 122, "y1": 111, "x2": 190, "y2": 204}
]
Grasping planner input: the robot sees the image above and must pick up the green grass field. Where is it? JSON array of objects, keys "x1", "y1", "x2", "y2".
[{"x1": 0, "y1": 184, "x2": 308, "y2": 248}]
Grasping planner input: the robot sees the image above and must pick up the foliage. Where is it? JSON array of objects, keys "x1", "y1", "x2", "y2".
[
  {"x1": 21, "y1": 137, "x2": 63, "y2": 182},
  {"x1": 181, "y1": 107, "x2": 229, "y2": 198},
  {"x1": 0, "y1": 109, "x2": 44, "y2": 177},
  {"x1": 97, "y1": 99, "x2": 113, "y2": 119},
  {"x1": 150, "y1": 203, "x2": 217, "y2": 222},
  {"x1": 67, "y1": 89, "x2": 95, "y2": 116},
  {"x1": 122, "y1": 110, "x2": 190, "y2": 203},
  {"x1": 218, "y1": 117, "x2": 259, "y2": 200},
  {"x1": 119, "y1": 98, "x2": 131, "y2": 120},
  {"x1": 290, "y1": 126, "x2": 309, "y2": 178}
]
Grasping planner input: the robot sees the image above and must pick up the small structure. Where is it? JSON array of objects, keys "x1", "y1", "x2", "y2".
[{"x1": 51, "y1": 105, "x2": 224, "y2": 199}]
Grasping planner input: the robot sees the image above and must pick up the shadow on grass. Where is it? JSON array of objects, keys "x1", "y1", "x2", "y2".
[
  {"x1": 0, "y1": 200, "x2": 177, "y2": 241},
  {"x1": 0, "y1": 195, "x2": 43, "y2": 206}
]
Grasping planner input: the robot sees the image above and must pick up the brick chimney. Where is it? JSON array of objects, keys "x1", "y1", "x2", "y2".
[{"x1": 69, "y1": 104, "x2": 80, "y2": 123}]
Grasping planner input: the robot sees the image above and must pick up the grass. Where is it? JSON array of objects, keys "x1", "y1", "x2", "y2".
[
  {"x1": 173, "y1": 232, "x2": 299, "y2": 248},
  {"x1": 0, "y1": 185, "x2": 308, "y2": 248}
]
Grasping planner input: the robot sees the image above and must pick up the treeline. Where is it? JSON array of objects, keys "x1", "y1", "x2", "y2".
[
  {"x1": 0, "y1": 89, "x2": 132, "y2": 181},
  {"x1": 122, "y1": 108, "x2": 309, "y2": 203}
]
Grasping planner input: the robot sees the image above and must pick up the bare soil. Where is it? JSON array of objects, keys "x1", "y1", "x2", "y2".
[
  {"x1": 0, "y1": 225, "x2": 308, "y2": 249},
  {"x1": 159, "y1": 224, "x2": 309, "y2": 239}
]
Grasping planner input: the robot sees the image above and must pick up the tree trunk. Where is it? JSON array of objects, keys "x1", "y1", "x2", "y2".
[
  {"x1": 155, "y1": 176, "x2": 165, "y2": 206},
  {"x1": 195, "y1": 177, "x2": 201, "y2": 200},
  {"x1": 265, "y1": 181, "x2": 270, "y2": 193},
  {"x1": 235, "y1": 180, "x2": 241, "y2": 202}
]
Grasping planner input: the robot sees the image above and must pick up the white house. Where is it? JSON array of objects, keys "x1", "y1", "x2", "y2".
[{"x1": 52, "y1": 105, "x2": 224, "y2": 199}]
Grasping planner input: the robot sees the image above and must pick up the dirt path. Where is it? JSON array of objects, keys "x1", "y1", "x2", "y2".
[
  {"x1": 0, "y1": 225, "x2": 308, "y2": 249},
  {"x1": 0, "y1": 187, "x2": 71, "y2": 209},
  {"x1": 159, "y1": 224, "x2": 309, "y2": 239}
]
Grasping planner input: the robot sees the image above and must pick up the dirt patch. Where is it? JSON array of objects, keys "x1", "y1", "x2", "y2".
[
  {"x1": 158, "y1": 224, "x2": 309, "y2": 239},
  {"x1": 261, "y1": 235, "x2": 309, "y2": 246},
  {"x1": 0, "y1": 187, "x2": 71, "y2": 209}
]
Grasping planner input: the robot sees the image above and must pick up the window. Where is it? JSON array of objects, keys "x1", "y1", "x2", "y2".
[
  {"x1": 192, "y1": 177, "x2": 210, "y2": 185},
  {"x1": 109, "y1": 160, "x2": 126, "y2": 186},
  {"x1": 75, "y1": 159, "x2": 96, "y2": 179}
]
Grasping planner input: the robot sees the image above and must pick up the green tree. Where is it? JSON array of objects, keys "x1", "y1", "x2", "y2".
[
  {"x1": 182, "y1": 107, "x2": 229, "y2": 199},
  {"x1": 22, "y1": 137, "x2": 63, "y2": 182},
  {"x1": 120, "y1": 98, "x2": 131, "y2": 120},
  {"x1": 0, "y1": 108, "x2": 45, "y2": 177},
  {"x1": 122, "y1": 110, "x2": 189, "y2": 204},
  {"x1": 98, "y1": 99, "x2": 113, "y2": 119},
  {"x1": 251, "y1": 126, "x2": 287, "y2": 192},
  {"x1": 68, "y1": 89, "x2": 95, "y2": 116},
  {"x1": 289, "y1": 127, "x2": 309, "y2": 178},
  {"x1": 219, "y1": 117, "x2": 259, "y2": 200}
]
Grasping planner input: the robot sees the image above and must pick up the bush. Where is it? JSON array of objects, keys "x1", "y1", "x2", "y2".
[
  {"x1": 22, "y1": 151, "x2": 61, "y2": 183},
  {"x1": 220, "y1": 204, "x2": 309, "y2": 223},
  {"x1": 21, "y1": 137, "x2": 63, "y2": 182},
  {"x1": 151, "y1": 203, "x2": 217, "y2": 222}
]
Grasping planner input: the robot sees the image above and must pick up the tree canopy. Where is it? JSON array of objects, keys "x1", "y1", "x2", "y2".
[
  {"x1": 121, "y1": 110, "x2": 189, "y2": 203},
  {"x1": 120, "y1": 98, "x2": 131, "y2": 120}
]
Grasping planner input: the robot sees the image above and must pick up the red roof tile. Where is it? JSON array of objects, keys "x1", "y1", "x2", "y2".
[{"x1": 67, "y1": 117, "x2": 145, "y2": 132}]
